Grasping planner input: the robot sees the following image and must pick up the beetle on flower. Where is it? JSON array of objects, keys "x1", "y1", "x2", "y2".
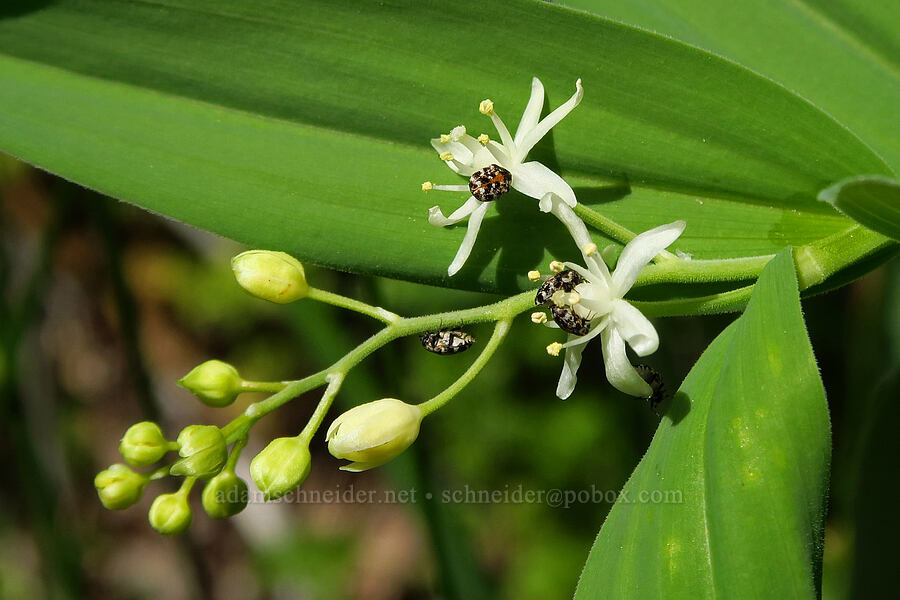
[
  {"x1": 535, "y1": 220, "x2": 686, "y2": 399},
  {"x1": 423, "y1": 77, "x2": 593, "y2": 276}
]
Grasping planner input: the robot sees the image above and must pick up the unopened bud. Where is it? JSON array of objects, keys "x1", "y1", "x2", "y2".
[
  {"x1": 95, "y1": 464, "x2": 148, "y2": 510},
  {"x1": 178, "y1": 360, "x2": 243, "y2": 407},
  {"x1": 250, "y1": 436, "x2": 312, "y2": 500},
  {"x1": 326, "y1": 399, "x2": 423, "y2": 472},
  {"x1": 119, "y1": 421, "x2": 172, "y2": 466},
  {"x1": 148, "y1": 493, "x2": 192, "y2": 535},
  {"x1": 232, "y1": 250, "x2": 308, "y2": 304},
  {"x1": 202, "y1": 471, "x2": 249, "y2": 518},
  {"x1": 170, "y1": 425, "x2": 227, "y2": 479}
]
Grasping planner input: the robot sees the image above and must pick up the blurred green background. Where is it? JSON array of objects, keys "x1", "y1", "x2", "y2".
[{"x1": 0, "y1": 155, "x2": 896, "y2": 599}]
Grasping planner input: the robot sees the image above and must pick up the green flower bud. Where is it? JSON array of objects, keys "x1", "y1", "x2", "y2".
[
  {"x1": 178, "y1": 360, "x2": 243, "y2": 407},
  {"x1": 119, "y1": 421, "x2": 172, "y2": 466},
  {"x1": 231, "y1": 250, "x2": 308, "y2": 304},
  {"x1": 94, "y1": 463, "x2": 148, "y2": 510},
  {"x1": 148, "y1": 492, "x2": 192, "y2": 535},
  {"x1": 326, "y1": 398, "x2": 423, "y2": 472},
  {"x1": 170, "y1": 425, "x2": 227, "y2": 479},
  {"x1": 202, "y1": 471, "x2": 249, "y2": 518},
  {"x1": 250, "y1": 437, "x2": 311, "y2": 500}
]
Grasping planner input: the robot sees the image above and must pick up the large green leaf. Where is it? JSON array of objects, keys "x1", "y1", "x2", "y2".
[
  {"x1": 0, "y1": 1, "x2": 893, "y2": 294},
  {"x1": 562, "y1": 0, "x2": 900, "y2": 172},
  {"x1": 819, "y1": 175, "x2": 900, "y2": 241},
  {"x1": 575, "y1": 250, "x2": 830, "y2": 597}
]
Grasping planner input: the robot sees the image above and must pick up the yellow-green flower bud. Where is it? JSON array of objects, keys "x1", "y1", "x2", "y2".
[
  {"x1": 178, "y1": 360, "x2": 243, "y2": 407},
  {"x1": 148, "y1": 492, "x2": 192, "y2": 535},
  {"x1": 326, "y1": 398, "x2": 423, "y2": 472},
  {"x1": 119, "y1": 421, "x2": 172, "y2": 466},
  {"x1": 231, "y1": 250, "x2": 308, "y2": 304},
  {"x1": 170, "y1": 425, "x2": 227, "y2": 479},
  {"x1": 249, "y1": 437, "x2": 311, "y2": 500},
  {"x1": 94, "y1": 463, "x2": 148, "y2": 510},
  {"x1": 201, "y1": 471, "x2": 249, "y2": 518}
]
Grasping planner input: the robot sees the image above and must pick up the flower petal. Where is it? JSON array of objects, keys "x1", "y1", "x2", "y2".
[
  {"x1": 514, "y1": 77, "x2": 545, "y2": 147},
  {"x1": 487, "y1": 109, "x2": 517, "y2": 157},
  {"x1": 484, "y1": 140, "x2": 513, "y2": 168},
  {"x1": 516, "y1": 78, "x2": 583, "y2": 159},
  {"x1": 512, "y1": 161, "x2": 577, "y2": 207},
  {"x1": 428, "y1": 196, "x2": 479, "y2": 226},
  {"x1": 562, "y1": 316, "x2": 608, "y2": 348},
  {"x1": 447, "y1": 202, "x2": 490, "y2": 276},
  {"x1": 431, "y1": 138, "x2": 475, "y2": 166},
  {"x1": 556, "y1": 336, "x2": 586, "y2": 400},
  {"x1": 611, "y1": 300, "x2": 658, "y2": 356},
  {"x1": 549, "y1": 197, "x2": 591, "y2": 249},
  {"x1": 611, "y1": 220, "x2": 686, "y2": 296},
  {"x1": 600, "y1": 326, "x2": 652, "y2": 397}
]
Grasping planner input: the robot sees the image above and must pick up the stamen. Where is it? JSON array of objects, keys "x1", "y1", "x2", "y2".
[
  {"x1": 546, "y1": 342, "x2": 563, "y2": 357},
  {"x1": 440, "y1": 134, "x2": 451, "y2": 143},
  {"x1": 477, "y1": 133, "x2": 490, "y2": 146},
  {"x1": 527, "y1": 270, "x2": 541, "y2": 281},
  {"x1": 550, "y1": 289, "x2": 567, "y2": 307},
  {"x1": 549, "y1": 260, "x2": 565, "y2": 273},
  {"x1": 567, "y1": 291, "x2": 581, "y2": 305},
  {"x1": 479, "y1": 99, "x2": 494, "y2": 115},
  {"x1": 422, "y1": 181, "x2": 434, "y2": 192},
  {"x1": 450, "y1": 125, "x2": 467, "y2": 141},
  {"x1": 439, "y1": 152, "x2": 454, "y2": 161},
  {"x1": 531, "y1": 312, "x2": 548, "y2": 324},
  {"x1": 582, "y1": 243, "x2": 598, "y2": 256}
]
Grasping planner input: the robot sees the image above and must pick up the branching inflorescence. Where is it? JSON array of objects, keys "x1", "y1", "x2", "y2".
[{"x1": 95, "y1": 77, "x2": 771, "y2": 534}]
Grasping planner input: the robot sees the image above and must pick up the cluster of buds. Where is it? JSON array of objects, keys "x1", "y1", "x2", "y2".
[{"x1": 96, "y1": 251, "x2": 428, "y2": 534}]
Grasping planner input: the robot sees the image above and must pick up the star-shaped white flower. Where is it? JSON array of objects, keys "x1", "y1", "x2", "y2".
[
  {"x1": 423, "y1": 78, "x2": 592, "y2": 276},
  {"x1": 537, "y1": 221, "x2": 686, "y2": 399}
]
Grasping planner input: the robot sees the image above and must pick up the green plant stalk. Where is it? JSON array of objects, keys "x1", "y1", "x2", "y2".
[
  {"x1": 218, "y1": 223, "x2": 894, "y2": 443},
  {"x1": 239, "y1": 380, "x2": 290, "y2": 393},
  {"x1": 418, "y1": 319, "x2": 513, "y2": 416},
  {"x1": 306, "y1": 286, "x2": 399, "y2": 323},
  {"x1": 297, "y1": 372, "x2": 345, "y2": 443}
]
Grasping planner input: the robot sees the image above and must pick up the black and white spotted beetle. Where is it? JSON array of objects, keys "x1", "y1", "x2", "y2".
[
  {"x1": 534, "y1": 269, "x2": 593, "y2": 335},
  {"x1": 420, "y1": 329, "x2": 475, "y2": 355},
  {"x1": 468, "y1": 164, "x2": 512, "y2": 202}
]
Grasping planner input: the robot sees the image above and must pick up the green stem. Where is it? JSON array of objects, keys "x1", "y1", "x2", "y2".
[
  {"x1": 636, "y1": 254, "x2": 774, "y2": 286},
  {"x1": 632, "y1": 284, "x2": 755, "y2": 317},
  {"x1": 239, "y1": 380, "x2": 290, "y2": 393},
  {"x1": 306, "y1": 286, "x2": 400, "y2": 324},
  {"x1": 221, "y1": 292, "x2": 536, "y2": 443},
  {"x1": 177, "y1": 477, "x2": 197, "y2": 497},
  {"x1": 298, "y1": 373, "x2": 345, "y2": 442},
  {"x1": 419, "y1": 319, "x2": 512, "y2": 416},
  {"x1": 224, "y1": 436, "x2": 247, "y2": 472},
  {"x1": 573, "y1": 204, "x2": 638, "y2": 246}
]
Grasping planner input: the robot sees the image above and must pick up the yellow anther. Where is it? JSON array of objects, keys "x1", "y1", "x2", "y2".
[
  {"x1": 546, "y1": 342, "x2": 563, "y2": 357},
  {"x1": 439, "y1": 152, "x2": 454, "y2": 161},
  {"x1": 549, "y1": 260, "x2": 565, "y2": 273},
  {"x1": 582, "y1": 243, "x2": 598, "y2": 256},
  {"x1": 422, "y1": 181, "x2": 434, "y2": 192},
  {"x1": 550, "y1": 290, "x2": 565, "y2": 307},
  {"x1": 450, "y1": 125, "x2": 467, "y2": 140},
  {"x1": 479, "y1": 99, "x2": 494, "y2": 115},
  {"x1": 567, "y1": 292, "x2": 581, "y2": 305},
  {"x1": 477, "y1": 133, "x2": 490, "y2": 146},
  {"x1": 440, "y1": 134, "x2": 451, "y2": 143},
  {"x1": 527, "y1": 270, "x2": 541, "y2": 281},
  {"x1": 531, "y1": 312, "x2": 548, "y2": 324}
]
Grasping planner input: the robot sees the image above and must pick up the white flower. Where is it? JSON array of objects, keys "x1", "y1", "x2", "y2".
[
  {"x1": 538, "y1": 221, "x2": 686, "y2": 399},
  {"x1": 424, "y1": 78, "x2": 592, "y2": 276}
]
